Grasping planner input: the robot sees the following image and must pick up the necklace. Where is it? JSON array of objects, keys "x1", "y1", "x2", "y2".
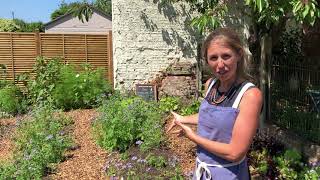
[
  {"x1": 211, "y1": 80, "x2": 235, "y2": 105},
  {"x1": 212, "y1": 87, "x2": 227, "y2": 104}
]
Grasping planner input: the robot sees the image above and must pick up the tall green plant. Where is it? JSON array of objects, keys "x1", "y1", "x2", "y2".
[
  {"x1": 93, "y1": 94, "x2": 164, "y2": 152},
  {"x1": 52, "y1": 64, "x2": 112, "y2": 110},
  {"x1": 24, "y1": 57, "x2": 63, "y2": 106},
  {"x1": 0, "y1": 84, "x2": 26, "y2": 115}
]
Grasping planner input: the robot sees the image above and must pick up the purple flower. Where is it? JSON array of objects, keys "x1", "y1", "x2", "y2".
[
  {"x1": 136, "y1": 140, "x2": 143, "y2": 146},
  {"x1": 45, "y1": 134, "x2": 54, "y2": 141},
  {"x1": 135, "y1": 140, "x2": 143, "y2": 145}
]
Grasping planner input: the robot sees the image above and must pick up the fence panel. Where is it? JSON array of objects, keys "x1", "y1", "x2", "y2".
[
  {"x1": 271, "y1": 56, "x2": 320, "y2": 143},
  {"x1": 0, "y1": 32, "x2": 113, "y2": 85}
]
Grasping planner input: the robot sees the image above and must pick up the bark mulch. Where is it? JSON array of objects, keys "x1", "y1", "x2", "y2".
[
  {"x1": 47, "y1": 109, "x2": 108, "y2": 180},
  {"x1": 0, "y1": 110, "x2": 197, "y2": 179},
  {"x1": 164, "y1": 117, "x2": 197, "y2": 175},
  {"x1": 0, "y1": 116, "x2": 17, "y2": 163}
]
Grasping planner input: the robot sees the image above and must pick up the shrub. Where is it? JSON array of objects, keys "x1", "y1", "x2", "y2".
[
  {"x1": 0, "y1": 81, "x2": 27, "y2": 115},
  {"x1": 23, "y1": 56, "x2": 63, "y2": 105},
  {"x1": 52, "y1": 64, "x2": 112, "y2": 110},
  {"x1": 20, "y1": 57, "x2": 112, "y2": 110},
  {"x1": 93, "y1": 94, "x2": 164, "y2": 152},
  {"x1": 159, "y1": 96, "x2": 181, "y2": 113},
  {"x1": 180, "y1": 100, "x2": 201, "y2": 116},
  {"x1": 0, "y1": 105, "x2": 72, "y2": 179}
]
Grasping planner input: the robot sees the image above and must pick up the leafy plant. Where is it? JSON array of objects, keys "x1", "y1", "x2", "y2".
[
  {"x1": 159, "y1": 96, "x2": 181, "y2": 113},
  {"x1": 301, "y1": 166, "x2": 320, "y2": 180},
  {"x1": 0, "y1": 105, "x2": 73, "y2": 179},
  {"x1": 274, "y1": 149, "x2": 302, "y2": 179},
  {"x1": 23, "y1": 56, "x2": 63, "y2": 106},
  {"x1": 0, "y1": 81, "x2": 27, "y2": 115},
  {"x1": 180, "y1": 100, "x2": 200, "y2": 116},
  {"x1": 52, "y1": 64, "x2": 112, "y2": 110},
  {"x1": 146, "y1": 154, "x2": 167, "y2": 169},
  {"x1": 93, "y1": 94, "x2": 164, "y2": 152},
  {"x1": 249, "y1": 148, "x2": 269, "y2": 175}
]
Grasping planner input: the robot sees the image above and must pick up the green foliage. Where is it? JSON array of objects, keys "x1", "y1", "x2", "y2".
[
  {"x1": 20, "y1": 56, "x2": 112, "y2": 109},
  {"x1": 301, "y1": 166, "x2": 320, "y2": 180},
  {"x1": 64, "y1": 0, "x2": 112, "y2": 22},
  {"x1": 291, "y1": 0, "x2": 320, "y2": 25},
  {"x1": 94, "y1": 0, "x2": 112, "y2": 16},
  {"x1": 51, "y1": 1, "x2": 82, "y2": 20},
  {"x1": 180, "y1": 100, "x2": 200, "y2": 116},
  {"x1": 249, "y1": 148, "x2": 269, "y2": 175},
  {"x1": 52, "y1": 64, "x2": 112, "y2": 110},
  {"x1": 0, "y1": 18, "x2": 20, "y2": 32},
  {"x1": 0, "y1": 105, "x2": 72, "y2": 179},
  {"x1": 93, "y1": 94, "x2": 164, "y2": 152},
  {"x1": 165, "y1": 0, "x2": 320, "y2": 35},
  {"x1": 146, "y1": 154, "x2": 167, "y2": 169},
  {"x1": 0, "y1": 162, "x2": 16, "y2": 180},
  {"x1": 72, "y1": 2, "x2": 94, "y2": 23},
  {"x1": 159, "y1": 96, "x2": 181, "y2": 113},
  {"x1": 24, "y1": 57, "x2": 63, "y2": 106},
  {"x1": 274, "y1": 149, "x2": 302, "y2": 179},
  {"x1": 0, "y1": 18, "x2": 43, "y2": 32},
  {"x1": 0, "y1": 81, "x2": 27, "y2": 115},
  {"x1": 13, "y1": 19, "x2": 44, "y2": 32},
  {"x1": 274, "y1": 28, "x2": 303, "y2": 63}
]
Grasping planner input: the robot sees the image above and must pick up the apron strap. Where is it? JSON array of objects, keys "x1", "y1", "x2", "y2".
[
  {"x1": 195, "y1": 156, "x2": 246, "y2": 180},
  {"x1": 205, "y1": 78, "x2": 217, "y2": 97},
  {"x1": 232, "y1": 82, "x2": 255, "y2": 109}
]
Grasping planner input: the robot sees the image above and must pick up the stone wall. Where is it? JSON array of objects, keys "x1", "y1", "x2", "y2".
[
  {"x1": 112, "y1": 0, "x2": 199, "y2": 91},
  {"x1": 158, "y1": 62, "x2": 197, "y2": 99}
]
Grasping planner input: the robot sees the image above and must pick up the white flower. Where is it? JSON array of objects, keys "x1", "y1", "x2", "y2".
[{"x1": 76, "y1": 74, "x2": 80, "y2": 78}]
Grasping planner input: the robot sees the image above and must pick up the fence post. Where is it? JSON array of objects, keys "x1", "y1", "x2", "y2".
[
  {"x1": 10, "y1": 33, "x2": 15, "y2": 84},
  {"x1": 108, "y1": 30, "x2": 114, "y2": 87},
  {"x1": 35, "y1": 31, "x2": 40, "y2": 56},
  {"x1": 85, "y1": 34, "x2": 88, "y2": 63},
  {"x1": 62, "y1": 34, "x2": 66, "y2": 64}
]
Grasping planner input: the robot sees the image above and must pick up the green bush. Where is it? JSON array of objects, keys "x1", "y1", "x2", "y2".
[
  {"x1": 146, "y1": 154, "x2": 167, "y2": 169},
  {"x1": 0, "y1": 81, "x2": 27, "y2": 115},
  {"x1": 52, "y1": 64, "x2": 112, "y2": 110},
  {"x1": 93, "y1": 94, "x2": 164, "y2": 152},
  {"x1": 20, "y1": 57, "x2": 112, "y2": 110},
  {"x1": 180, "y1": 100, "x2": 200, "y2": 116},
  {"x1": 23, "y1": 56, "x2": 63, "y2": 106},
  {"x1": 0, "y1": 105, "x2": 72, "y2": 179},
  {"x1": 159, "y1": 96, "x2": 181, "y2": 113}
]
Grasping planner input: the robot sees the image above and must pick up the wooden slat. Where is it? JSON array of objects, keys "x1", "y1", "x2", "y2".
[{"x1": 0, "y1": 32, "x2": 112, "y2": 85}]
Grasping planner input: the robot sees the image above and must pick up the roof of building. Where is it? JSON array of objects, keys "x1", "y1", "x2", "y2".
[{"x1": 44, "y1": 7, "x2": 112, "y2": 27}]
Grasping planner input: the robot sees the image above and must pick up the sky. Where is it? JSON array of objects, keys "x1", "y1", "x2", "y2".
[{"x1": 0, "y1": 0, "x2": 93, "y2": 23}]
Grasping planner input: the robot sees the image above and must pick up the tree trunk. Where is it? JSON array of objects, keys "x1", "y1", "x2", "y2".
[{"x1": 259, "y1": 35, "x2": 272, "y2": 127}]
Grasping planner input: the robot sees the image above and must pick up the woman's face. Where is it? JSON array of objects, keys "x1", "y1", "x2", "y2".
[{"x1": 206, "y1": 39, "x2": 240, "y2": 83}]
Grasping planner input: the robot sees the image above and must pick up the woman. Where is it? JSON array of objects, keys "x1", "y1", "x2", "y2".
[{"x1": 167, "y1": 28, "x2": 263, "y2": 180}]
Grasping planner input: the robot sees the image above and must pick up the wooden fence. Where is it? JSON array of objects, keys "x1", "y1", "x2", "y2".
[{"x1": 0, "y1": 31, "x2": 113, "y2": 85}]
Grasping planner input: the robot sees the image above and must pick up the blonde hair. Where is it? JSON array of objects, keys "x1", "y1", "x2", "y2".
[{"x1": 201, "y1": 28, "x2": 252, "y2": 81}]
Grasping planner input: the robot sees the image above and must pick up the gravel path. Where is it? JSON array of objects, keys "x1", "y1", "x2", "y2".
[
  {"x1": 0, "y1": 117, "x2": 16, "y2": 163},
  {"x1": 47, "y1": 109, "x2": 108, "y2": 180}
]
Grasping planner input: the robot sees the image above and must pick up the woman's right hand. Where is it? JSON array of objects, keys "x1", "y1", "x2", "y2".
[{"x1": 166, "y1": 111, "x2": 184, "y2": 133}]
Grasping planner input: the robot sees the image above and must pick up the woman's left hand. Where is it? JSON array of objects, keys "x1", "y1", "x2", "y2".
[{"x1": 172, "y1": 119, "x2": 196, "y2": 140}]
